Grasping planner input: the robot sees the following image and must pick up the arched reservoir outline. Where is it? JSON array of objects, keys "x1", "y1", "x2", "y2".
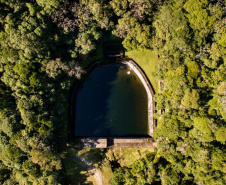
[{"x1": 71, "y1": 60, "x2": 156, "y2": 148}]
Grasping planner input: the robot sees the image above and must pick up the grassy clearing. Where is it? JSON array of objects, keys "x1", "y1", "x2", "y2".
[
  {"x1": 106, "y1": 148, "x2": 156, "y2": 167},
  {"x1": 99, "y1": 148, "x2": 156, "y2": 185},
  {"x1": 100, "y1": 161, "x2": 114, "y2": 185},
  {"x1": 77, "y1": 148, "x2": 105, "y2": 166},
  {"x1": 61, "y1": 148, "x2": 88, "y2": 184},
  {"x1": 76, "y1": 148, "x2": 113, "y2": 185},
  {"x1": 126, "y1": 49, "x2": 159, "y2": 93}
]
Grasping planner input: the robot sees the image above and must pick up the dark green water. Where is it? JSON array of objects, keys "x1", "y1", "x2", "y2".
[{"x1": 75, "y1": 64, "x2": 148, "y2": 137}]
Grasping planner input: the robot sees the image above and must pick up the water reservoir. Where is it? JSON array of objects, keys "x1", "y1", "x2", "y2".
[{"x1": 74, "y1": 64, "x2": 148, "y2": 137}]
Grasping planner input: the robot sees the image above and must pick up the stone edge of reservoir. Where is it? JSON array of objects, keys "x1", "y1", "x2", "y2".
[
  {"x1": 125, "y1": 60, "x2": 156, "y2": 136},
  {"x1": 71, "y1": 60, "x2": 156, "y2": 148}
]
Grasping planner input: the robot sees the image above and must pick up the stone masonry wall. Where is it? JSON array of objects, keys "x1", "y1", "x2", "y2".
[{"x1": 125, "y1": 60, "x2": 156, "y2": 136}]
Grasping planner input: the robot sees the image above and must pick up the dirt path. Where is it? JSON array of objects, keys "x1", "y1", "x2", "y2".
[{"x1": 75, "y1": 155, "x2": 103, "y2": 185}]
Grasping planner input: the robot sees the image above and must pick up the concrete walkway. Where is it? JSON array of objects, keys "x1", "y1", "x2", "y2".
[{"x1": 79, "y1": 137, "x2": 157, "y2": 148}]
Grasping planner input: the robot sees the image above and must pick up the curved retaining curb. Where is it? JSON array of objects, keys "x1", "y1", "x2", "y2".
[{"x1": 124, "y1": 60, "x2": 156, "y2": 136}]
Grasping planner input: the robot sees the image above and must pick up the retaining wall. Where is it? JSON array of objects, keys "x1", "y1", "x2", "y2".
[
  {"x1": 78, "y1": 137, "x2": 157, "y2": 148},
  {"x1": 125, "y1": 60, "x2": 156, "y2": 136}
]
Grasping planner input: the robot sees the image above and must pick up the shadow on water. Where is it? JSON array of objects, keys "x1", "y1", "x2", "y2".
[{"x1": 75, "y1": 65, "x2": 120, "y2": 136}]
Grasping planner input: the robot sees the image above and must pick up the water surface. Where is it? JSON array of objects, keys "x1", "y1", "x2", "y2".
[{"x1": 75, "y1": 64, "x2": 148, "y2": 137}]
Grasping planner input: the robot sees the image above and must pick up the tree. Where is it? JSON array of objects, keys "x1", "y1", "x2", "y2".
[
  {"x1": 181, "y1": 89, "x2": 199, "y2": 109},
  {"x1": 190, "y1": 117, "x2": 215, "y2": 142},
  {"x1": 36, "y1": 0, "x2": 60, "y2": 15},
  {"x1": 208, "y1": 82, "x2": 226, "y2": 120},
  {"x1": 161, "y1": 165, "x2": 180, "y2": 185},
  {"x1": 75, "y1": 32, "x2": 96, "y2": 54},
  {"x1": 187, "y1": 61, "x2": 200, "y2": 79},
  {"x1": 113, "y1": 15, "x2": 151, "y2": 50},
  {"x1": 183, "y1": 0, "x2": 218, "y2": 44},
  {"x1": 215, "y1": 127, "x2": 226, "y2": 144}
]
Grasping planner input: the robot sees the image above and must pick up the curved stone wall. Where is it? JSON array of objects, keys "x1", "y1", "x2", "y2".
[{"x1": 124, "y1": 60, "x2": 156, "y2": 136}]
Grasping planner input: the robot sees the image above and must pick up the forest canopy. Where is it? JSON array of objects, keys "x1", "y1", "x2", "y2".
[{"x1": 0, "y1": 0, "x2": 225, "y2": 184}]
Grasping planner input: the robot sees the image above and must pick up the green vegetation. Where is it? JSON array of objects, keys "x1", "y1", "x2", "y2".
[
  {"x1": 62, "y1": 148, "x2": 88, "y2": 184},
  {"x1": 0, "y1": 0, "x2": 225, "y2": 184},
  {"x1": 126, "y1": 50, "x2": 159, "y2": 92},
  {"x1": 106, "y1": 148, "x2": 155, "y2": 167}
]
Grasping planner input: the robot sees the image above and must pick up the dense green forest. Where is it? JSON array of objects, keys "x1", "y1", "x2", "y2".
[{"x1": 0, "y1": 0, "x2": 225, "y2": 184}]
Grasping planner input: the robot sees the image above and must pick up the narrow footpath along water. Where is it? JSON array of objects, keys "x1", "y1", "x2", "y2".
[{"x1": 74, "y1": 64, "x2": 148, "y2": 137}]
